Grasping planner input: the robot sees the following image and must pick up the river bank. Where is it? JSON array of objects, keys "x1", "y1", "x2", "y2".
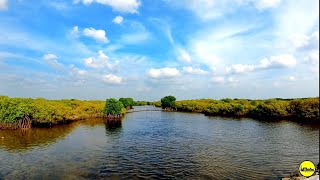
[
  {"x1": 162, "y1": 98, "x2": 319, "y2": 124},
  {"x1": 1, "y1": 96, "x2": 319, "y2": 129},
  {"x1": 0, "y1": 96, "x2": 105, "y2": 129}
]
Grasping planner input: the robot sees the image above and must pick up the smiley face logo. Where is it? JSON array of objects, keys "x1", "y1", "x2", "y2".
[{"x1": 299, "y1": 160, "x2": 315, "y2": 177}]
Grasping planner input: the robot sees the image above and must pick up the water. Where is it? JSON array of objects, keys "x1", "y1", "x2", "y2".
[{"x1": 0, "y1": 106, "x2": 319, "y2": 179}]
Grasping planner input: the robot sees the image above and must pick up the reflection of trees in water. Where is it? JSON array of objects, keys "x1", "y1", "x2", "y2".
[
  {"x1": 0, "y1": 118, "x2": 106, "y2": 152},
  {"x1": 104, "y1": 119, "x2": 122, "y2": 135}
]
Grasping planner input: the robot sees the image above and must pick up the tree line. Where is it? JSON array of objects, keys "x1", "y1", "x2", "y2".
[
  {"x1": 156, "y1": 97, "x2": 319, "y2": 123},
  {"x1": 0, "y1": 96, "x2": 137, "y2": 128},
  {"x1": 0, "y1": 95, "x2": 319, "y2": 129}
]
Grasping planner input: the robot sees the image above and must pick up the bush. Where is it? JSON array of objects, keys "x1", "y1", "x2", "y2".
[{"x1": 104, "y1": 98, "x2": 125, "y2": 116}]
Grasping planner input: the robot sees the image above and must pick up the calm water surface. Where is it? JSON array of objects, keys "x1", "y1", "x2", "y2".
[{"x1": 0, "y1": 106, "x2": 319, "y2": 179}]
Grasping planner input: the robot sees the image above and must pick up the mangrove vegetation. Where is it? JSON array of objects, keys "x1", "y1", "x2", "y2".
[
  {"x1": 169, "y1": 97, "x2": 319, "y2": 123},
  {"x1": 0, "y1": 95, "x2": 319, "y2": 129}
]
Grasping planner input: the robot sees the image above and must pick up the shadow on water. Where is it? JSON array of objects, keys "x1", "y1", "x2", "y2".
[
  {"x1": 0, "y1": 118, "x2": 107, "y2": 152},
  {"x1": 0, "y1": 123, "x2": 77, "y2": 152},
  {"x1": 104, "y1": 119, "x2": 122, "y2": 135}
]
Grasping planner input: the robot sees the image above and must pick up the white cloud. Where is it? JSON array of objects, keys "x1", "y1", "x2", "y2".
[
  {"x1": 102, "y1": 74, "x2": 123, "y2": 84},
  {"x1": 289, "y1": 34, "x2": 310, "y2": 49},
  {"x1": 255, "y1": 0, "x2": 281, "y2": 10},
  {"x1": 275, "y1": 0, "x2": 319, "y2": 37},
  {"x1": 226, "y1": 64, "x2": 255, "y2": 74},
  {"x1": 164, "y1": 0, "x2": 282, "y2": 21},
  {"x1": 119, "y1": 22, "x2": 151, "y2": 44},
  {"x1": 182, "y1": 66, "x2": 208, "y2": 75},
  {"x1": 288, "y1": 76, "x2": 296, "y2": 81},
  {"x1": 147, "y1": 67, "x2": 180, "y2": 78},
  {"x1": 84, "y1": 50, "x2": 118, "y2": 69},
  {"x1": 120, "y1": 32, "x2": 150, "y2": 44},
  {"x1": 224, "y1": 54, "x2": 297, "y2": 75},
  {"x1": 83, "y1": 28, "x2": 109, "y2": 43},
  {"x1": 177, "y1": 48, "x2": 192, "y2": 63},
  {"x1": 70, "y1": 26, "x2": 79, "y2": 37},
  {"x1": 164, "y1": 0, "x2": 232, "y2": 20},
  {"x1": 43, "y1": 53, "x2": 63, "y2": 69},
  {"x1": 75, "y1": 0, "x2": 141, "y2": 13},
  {"x1": 191, "y1": 41, "x2": 221, "y2": 70},
  {"x1": 0, "y1": 0, "x2": 7, "y2": 10},
  {"x1": 289, "y1": 31, "x2": 319, "y2": 50},
  {"x1": 69, "y1": 65, "x2": 87, "y2": 76},
  {"x1": 273, "y1": 81, "x2": 280, "y2": 87},
  {"x1": 112, "y1": 16, "x2": 124, "y2": 24},
  {"x1": 257, "y1": 54, "x2": 297, "y2": 69},
  {"x1": 211, "y1": 76, "x2": 225, "y2": 84},
  {"x1": 227, "y1": 77, "x2": 239, "y2": 83},
  {"x1": 305, "y1": 51, "x2": 319, "y2": 65}
]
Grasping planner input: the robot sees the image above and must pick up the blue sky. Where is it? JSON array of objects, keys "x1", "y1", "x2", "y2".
[{"x1": 0, "y1": 0, "x2": 319, "y2": 101}]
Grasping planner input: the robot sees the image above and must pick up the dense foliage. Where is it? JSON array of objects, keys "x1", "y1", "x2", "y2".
[
  {"x1": 119, "y1": 98, "x2": 134, "y2": 109},
  {"x1": 134, "y1": 101, "x2": 148, "y2": 106},
  {"x1": 0, "y1": 96, "x2": 105, "y2": 125},
  {"x1": 175, "y1": 98, "x2": 319, "y2": 123},
  {"x1": 161, "y1": 96, "x2": 176, "y2": 109},
  {"x1": 1, "y1": 96, "x2": 318, "y2": 127},
  {"x1": 104, "y1": 98, "x2": 125, "y2": 116}
]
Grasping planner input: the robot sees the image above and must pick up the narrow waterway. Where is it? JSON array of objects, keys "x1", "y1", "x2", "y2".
[{"x1": 0, "y1": 106, "x2": 319, "y2": 179}]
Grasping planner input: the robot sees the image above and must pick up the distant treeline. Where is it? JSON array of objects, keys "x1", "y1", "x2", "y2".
[{"x1": 169, "y1": 98, "x2": 319, "y2": 123}]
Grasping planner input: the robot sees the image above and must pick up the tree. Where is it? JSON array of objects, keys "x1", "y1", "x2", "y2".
[
  {"x1": 104, "y1": 98, "x2": 124, "y2": 116},
  {"x1": 119, "y1": 98, "x2": 134, "y2": 109},
  {"x1": 161, "y1": 96, "x2": 176, "y2": 109}
]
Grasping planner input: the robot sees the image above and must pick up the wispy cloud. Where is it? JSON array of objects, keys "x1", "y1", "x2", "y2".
[
  {"x1": 43, "y1": 53, "x2": 63, "y2": 69},
  {"x1": 74, "y1": 0, "x2": 141, "y2": 13},
  {"x1": 0, "y1": 0, "x2": 7, "y2": 11}
]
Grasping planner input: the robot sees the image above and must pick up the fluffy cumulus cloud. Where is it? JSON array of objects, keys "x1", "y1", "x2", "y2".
[
  {"x1": 43, "y1": 53, "x2": 63, "y2": 69},
  {"x1": 83, "y1": 28, "x2": 109, "y2": 43},
  {"x1": 74, "y1": 0, "x2": 141, "y2": 13},
  {"x1": 102, "y1": 74, "x2": 122, "y2": 84},
  {"x1": 257, "y1": 54, "x2": 296, "y2": 69},
  {"x1": 0, "y1": 0, "x2": 7, "y2": 10},
  {"x1": 226, "y1": 54, "x2": 297, "y2": 75},
  {"x1": 112, "y1": 16, "x2": 124, "y2": 24},
  {"x1": 69, "y1": 65, "x2": 87, "y2": 76},
  {"x1": 84, "y1": 50, "x2": 118, "y2": 69},
  {"x1": 147, "y1": 67, "x2": 180, "y2": 78},
  {"x1": 182, "y1": 66, "x2": 208, "y2": 75}
]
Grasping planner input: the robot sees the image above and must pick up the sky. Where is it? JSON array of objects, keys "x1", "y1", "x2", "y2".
[{"x1": 0, "y1": 0, "x2": 319, "y2": 101}]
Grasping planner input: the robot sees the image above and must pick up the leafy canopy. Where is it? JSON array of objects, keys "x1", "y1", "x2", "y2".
[
  {"x1": 104, "y1": 98, "x2": 124, "y2": 115},
  {"x1": 119, "y1": 98, "x2": 134, "y2": 108},
  {"x1": 161, "y1": 96, "x2": 176, "y2": 109}
]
